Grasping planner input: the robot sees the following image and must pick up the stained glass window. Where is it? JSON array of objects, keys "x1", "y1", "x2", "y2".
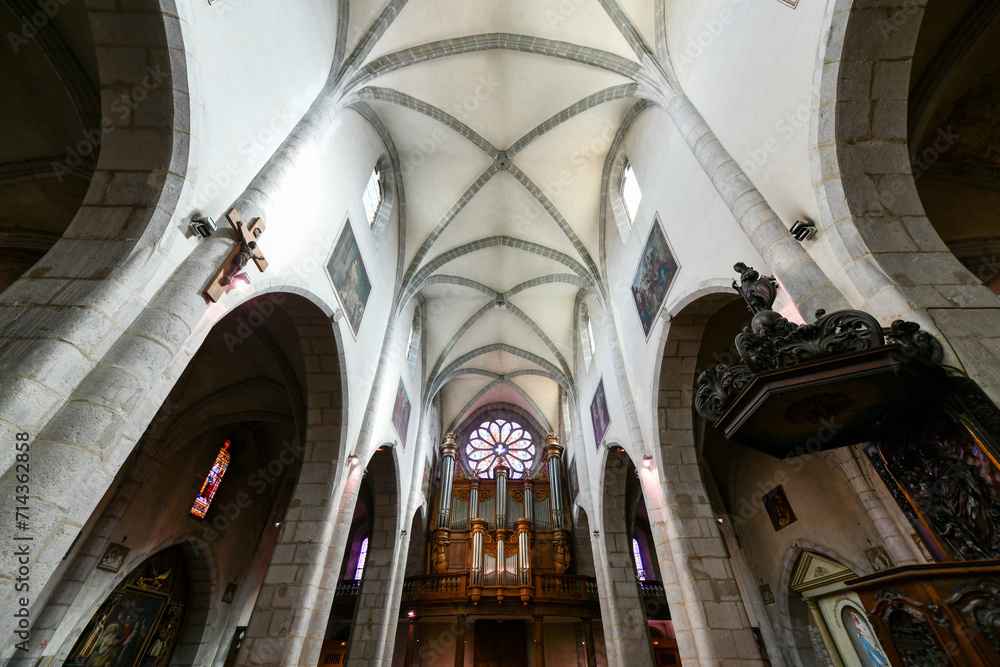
[
  {"x1": 621, "y1": 161, "x2": 641, "y2": 225},
  {"x1": 363, "y1": 167, "x2": 383, "y2": 226},
  {"x1": 355, "y1": 537, "x2": 369, "y2": 580},
  {"x1": 633, "y1": 537, "x2": 646, "y2": 581},
  {"x1": 191, "y1": 440, "x2": 231, "y2": 518},
  {"x1": 466, "y1": 418, "x2": 535, "y2": 479}
]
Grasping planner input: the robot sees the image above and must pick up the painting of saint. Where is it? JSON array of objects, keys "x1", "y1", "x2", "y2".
[
  {"x1": 762, "y1": 485, "x2": 797, "y2": 531},
  {"x1": 70, "y1": 587, "x2": 166, "y2": 667},
  {"x1": 842, "y1": 606, "x2": 890, "y2": 667},
  {"x1": 326, "y1": 220, "x2": 372, "y2": 336},
  {"x1": 590, "y1": 379, "x2": 611, "y2": 448},
  {"x1": 631, "y1": 218, "x2": 678, "y2": 337},
  {"x1": 391, "y1": 379, "x2": 411, "y2": 448}
]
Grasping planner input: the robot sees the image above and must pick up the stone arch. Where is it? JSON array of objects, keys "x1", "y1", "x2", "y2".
[
  {"x1": 775, "y1": 543, "x2": 864, "y2": 667},
  {"x1": 649, "y1": 287, "x2": 767, "y2": 665},
  {"x1": 810, "y1": 0, "x2": 1000, "y2": 397},
  {"x1": 598, "y1": 445, "x2": 656, "y2": 666},
  {"x1": 40, "y1": 539, "x2": 216, "y2": 667},
  {"x1": 0, "y1": 0, "x2": 197, "y2": 295},
  {"x1": 1, "y1": 283, "x2": 349, "y2": 663},
  {"x1": 345, "y1": 446, "x2": 402, "y2": 665},
  {"x1": 0, "y1": 0, "x2": 200, "y2": 440}
]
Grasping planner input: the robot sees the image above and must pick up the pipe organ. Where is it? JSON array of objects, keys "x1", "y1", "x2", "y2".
[{"x1": 410, "y1": 432, "x2": 594, "y2": 610}]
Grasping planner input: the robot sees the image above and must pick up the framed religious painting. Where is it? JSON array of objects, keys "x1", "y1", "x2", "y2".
[
  {"x1": 631, "y1": 216, "x2": 678, "y2": 338},
  {"x1": 567, "y1": 456, "x2": 580, "y2": 506},
  {"x1": 391, "y1": 379, "x2": 411, "y2": 448},
  {"x1": 97, "y1": 543, "x2": 130, "y2": 573},
  {"x1": 325, "y1": 218, "x2": 372, "y2": 337},
  {"x1": 762, "y1": 485, "x2": 797, "y2": 531},
  {"x1": 590, "y1": 379, "x2": 611, "y2": 448}
]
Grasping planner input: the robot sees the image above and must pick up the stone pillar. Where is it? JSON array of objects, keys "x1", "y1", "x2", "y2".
[
  {"x1": 824, "y1": 447, "x2": 918, "y2": 566},
  {"x1": 805, "y1": 600, "x2": 843, "y2": 667},
  {"x1": 544, "y1": 435, "x2": 565, "y2": 530},
  {"x1": 534, "y1": 616, "x2": 545, "y2": 667},
  {"x1": 583, "y1": 619, "x2": 597, "y2": 667},
  {"x1": 436, "y1": 433, "x2": 458, "y2": 529},
  {"x1": 665, "y1": 93, "x2": 850, "y2": 318}
]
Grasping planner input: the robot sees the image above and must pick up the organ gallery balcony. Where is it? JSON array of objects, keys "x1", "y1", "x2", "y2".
[{"x1": 401, "y1": 572, "x2": 599, "y2": 611}]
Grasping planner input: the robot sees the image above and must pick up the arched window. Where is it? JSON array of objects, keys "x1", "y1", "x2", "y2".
[
  {"x1": 466, "y1": 418, "x2": 536, "y2": 479},
  {"x1": 191, "y1": 440, "x2": 231, "y2": 518},
  {"x1": 362, "y1": 167, "x2": 383, "y2": 227},
  {"x1": 632, "y1": 537, "x2": 647, "y2": 581},
  {"x1": 354, "y1": 537, "x2": 369, "y2": 580},
  {"x1": 587, "y1": 315, "x2": 596, "y2": 357},
  {"x1": 621, "y1": 160, "x2": 641, "y2": 225}
]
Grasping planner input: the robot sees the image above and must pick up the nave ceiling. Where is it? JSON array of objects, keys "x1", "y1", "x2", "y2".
[{"x1": 337, "y1": 0, "x2": 663, "y2": 435}]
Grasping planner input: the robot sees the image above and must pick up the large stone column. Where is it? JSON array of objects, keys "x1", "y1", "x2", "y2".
[{"x1": 664, "y1": 93, "x2": 850, "y2": 319}]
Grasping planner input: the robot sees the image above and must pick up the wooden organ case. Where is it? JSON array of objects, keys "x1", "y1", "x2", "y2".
[{"x1": 401, "y1": 432, "x2": 600, "y2": 658}]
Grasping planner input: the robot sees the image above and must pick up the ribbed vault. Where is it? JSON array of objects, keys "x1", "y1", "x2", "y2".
[{"x1": 336, "y1": 0, "x2": 664, "y2": 431}]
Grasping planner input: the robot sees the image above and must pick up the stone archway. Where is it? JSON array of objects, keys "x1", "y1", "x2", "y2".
[
  {"x1": 344, "y1": 446, "x2": 402, "y2": 666},
  {"x1": 649, "y1": 289, "x2": 768, "y2": 666},
  {"x1": 599, "y1": 446, "x2": 656, "y2": 666},
  {"x1": 811, "y1": 0, "x2": 1000, "y2": 401}
]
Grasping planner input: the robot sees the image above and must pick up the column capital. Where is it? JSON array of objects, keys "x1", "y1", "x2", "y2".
[
  {"x1": 514, "y1": 517, "x2": 532, "y2": 534},
  {"x1": 470, "y1": 517, "x2": 487, "y2": 533},
  {"x1": 442, "y1": 432, "x2": 459, "y2": 458},
  {"x1": 494, "y1": 458, "x2": 509, "y2": 478}
]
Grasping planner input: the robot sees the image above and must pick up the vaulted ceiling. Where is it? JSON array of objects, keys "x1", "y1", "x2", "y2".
[{"x1": 335, "y1": 0, "x2": 663, "y2": 434}]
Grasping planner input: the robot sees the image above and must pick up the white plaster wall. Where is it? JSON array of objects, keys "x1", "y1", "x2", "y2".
[
  {"x1": 185, "y1": 0, "x2": 337, "y2": 223},
  {"x1": 730, "y1": 449, "x2": 880, "y2": 602},
  {"x1": 664, "y1": 0, "x2": 863, "y2": 306},
  {"x1": 225, "y1": 108, "x2": 405, "y2": 480},
  {"x1": 598, "y1": 105, "x2": 764, "y2": 463}
]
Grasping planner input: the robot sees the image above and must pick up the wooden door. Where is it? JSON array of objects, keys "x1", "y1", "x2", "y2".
[{"x1": 474, "y1": 620, "x2": 527, "y2": 667}]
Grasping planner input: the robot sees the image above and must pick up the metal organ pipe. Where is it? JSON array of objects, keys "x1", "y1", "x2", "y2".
[{"x1": 436, "y1": 433, "x2": 458, "y2": 528}]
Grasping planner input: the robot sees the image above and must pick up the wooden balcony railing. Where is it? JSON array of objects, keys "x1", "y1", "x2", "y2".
[{"x1": 402, "y1": 572, "x2": 598, "y2": 606}]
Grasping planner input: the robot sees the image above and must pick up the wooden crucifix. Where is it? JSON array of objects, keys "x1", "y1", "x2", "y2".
[{"x1": 203, "y1": 208, "x2": 268, "y2": 302}]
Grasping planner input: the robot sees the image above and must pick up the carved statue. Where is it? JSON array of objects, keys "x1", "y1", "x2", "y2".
[
  {"x1": 221, "y1": 220, "x2": 264, "y2": 286},
  {"x1": 553, "y1": 540, "x2": 570, "y2": 574},
  {"x1": 432, "y1": 536, "x2": 449, "y2": 574},
  {"x1": 732, "y1": 262, "x2": 778, "y2": 314}
]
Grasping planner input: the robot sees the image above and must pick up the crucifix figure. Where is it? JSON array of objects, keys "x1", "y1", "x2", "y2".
[{"x1": 203, "y1": 208, "x2": 269, "y2": 302}]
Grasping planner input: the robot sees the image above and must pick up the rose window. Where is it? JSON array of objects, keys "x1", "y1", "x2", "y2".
[{"x1": 466, "y1": 418, "x2": 535, "y2": 479}]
